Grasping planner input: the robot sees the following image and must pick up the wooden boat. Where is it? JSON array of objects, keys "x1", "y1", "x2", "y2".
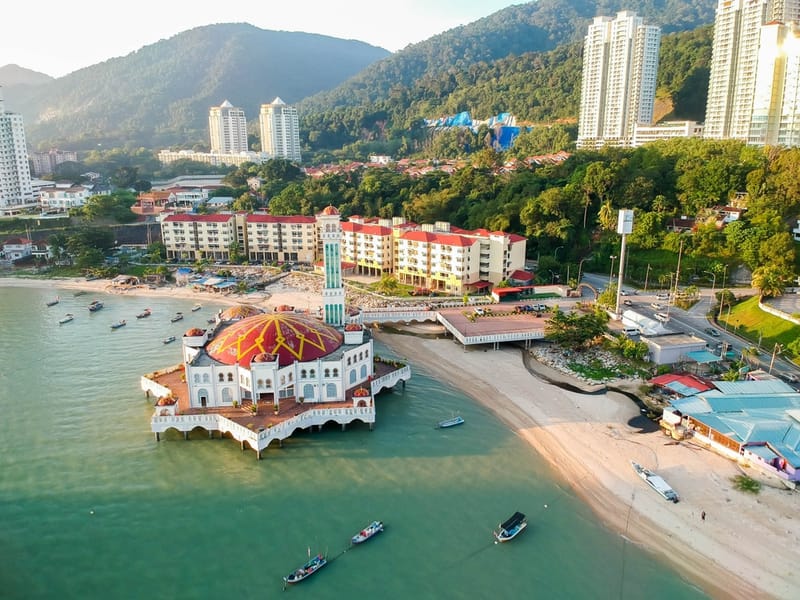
[
  {"x1": 163, "y1": 336, "x2": 177, "y2": 344},
  {"x1": 351, "y1": 520, "x2": 384, "y2": 545},
  {"x1": 631, "y1": 461, "x2": 679, "y2": 503},
  {"x1": 136, "y1": 308, "x2": 152, "y2": 319},
  {"x1": 437, "y1": 415, "x2": 465, "y2": 428},
  {"x1": 494, "y1": 511, "x2": 527, "y2": 543},
  {"x1": 59, "y1": 313, "x2": 74, "y2": 325},
  {"x1": 283, "y1": 553, "x2": 327, "y2": 584},
  {"x1": 46, "y1": 296, "x2": 60, "y2": 307},
  {"x1": 170, "y1": 312, "x2": 184, "y2": 322},
  {"x1": 110, "y1": 319, "x2": 127, "y2": 330},
  {"x1": 88, "y1": 300, "x2": 104, "y2": 312},
  {"x1": 191, "y1": 304, "x2": 202, "y2": 312}
]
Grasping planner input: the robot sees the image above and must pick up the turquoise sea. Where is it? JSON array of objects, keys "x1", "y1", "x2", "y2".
[{"x1": 0, "y1": 285, "x2": 709, "y2": 599}]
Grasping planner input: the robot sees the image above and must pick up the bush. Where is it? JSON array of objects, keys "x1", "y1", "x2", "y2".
[{"x1": 732, "y1": 474, "x2": 761, "y2": 494}]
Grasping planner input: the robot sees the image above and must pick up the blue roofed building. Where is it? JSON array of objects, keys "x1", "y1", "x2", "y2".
[{"x1": 661, "y1": 380, "x2": 800, "y2": 482}]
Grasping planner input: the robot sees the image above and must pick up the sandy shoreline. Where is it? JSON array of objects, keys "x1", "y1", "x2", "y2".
[{"x1": 3, "y1": 275, "x2": 799, "y2": 598}]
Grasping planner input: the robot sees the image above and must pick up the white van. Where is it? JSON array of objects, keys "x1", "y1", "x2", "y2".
[
  {"x1": 622, "y1": 326, "x2": 640, "y2": 336},
  {"x1": 655, "y1": 312, "x2": 670, "y2": 323}
]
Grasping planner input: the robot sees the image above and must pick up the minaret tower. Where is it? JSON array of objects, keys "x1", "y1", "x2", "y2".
[{"x1": 317, "y1": 205, "x2": 345, "y2": 326}]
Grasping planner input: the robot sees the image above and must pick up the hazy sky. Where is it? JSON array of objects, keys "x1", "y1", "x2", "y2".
[{"x1": 4, "y1": 0, "x2": 523, "y2": 78}]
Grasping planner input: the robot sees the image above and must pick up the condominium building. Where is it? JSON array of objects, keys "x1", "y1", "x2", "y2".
[
  {"x1": 705, "y1": 0, "x2": 800, "y2": 141},
  {"x1": 208, "y1": 100, "x2": 249, "y2": 154},
  {"x1": 577, "y1": 11, "x2": 661, "y2": 149},
  {"x1": 632, "y1": 121, "x2": 705, "y2": 146},
  {"x1": 157, "y1": 149, "x2": 270, "y2": 167},
  {"x1": 29, "y1": 149, "x2": 78, "y2": 176},
  {"x1": 259, "y1": 97, "x2": 302, "y2": 162},
  {"x1": 0, "y1": 89, "x2": 35, "y2": 215},
  {"x1": 749, "y1": 21, "x2": 800, "y2": 146},
  {"x1": 161, "y1": 213, "x2": 238, "y2": 262},
  {"x1": 341, "y1": 217, "x2": 396, "y2": 276},
  {"x1": 39, "y1": 184, "x2": 93, "y2": 213},
  {"x1": 243, "y1": 214, "x2": 317, "y2": 264}
]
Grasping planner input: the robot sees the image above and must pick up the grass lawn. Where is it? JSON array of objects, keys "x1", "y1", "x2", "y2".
[{"x1": 718, "y1": 295, "x2": 799, "y2": 362}]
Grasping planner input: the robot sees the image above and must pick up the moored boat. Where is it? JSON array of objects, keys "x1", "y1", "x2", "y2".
[
  {"x1": 283, "y1": 553, "x2": 327, "y2": 584},
  {"x1": 111, "y1": 319, "x2": 127, "y2": 329},
  {"x1": 59, "y1": 313, "x2": 74, "y2": 325},
  {"x1": 494, "y1": 511, "x2": 527, "y2": 543},
  {"x1": 136, "y1": 308, "x2": 152, "y2": 319},
  {"x1": 351, "y1": 520, "x2": 384, "y2": 545},
  {"x1": 437, "y1": 415, "x2": 465, "y2": 428},
  {"x1": 88, "y1": 300, "x2": 104, "y2": 312},
  {"x1": 170, "y1": 312, "x2": 184, "y2": 322},
  {"x1": 631, "y1": 461, "x2": 679, "y2": 503},
  {"x1": 163, "y1": 336, "x2": 176, "y2": 344},
  {"x1": 191, "y1": 304, "x2": 202, "y2": 312},
  {"x1": 46, "y1": 296, "x2": 60, "y2": 307}
]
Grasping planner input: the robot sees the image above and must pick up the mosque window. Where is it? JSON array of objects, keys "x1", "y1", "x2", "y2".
[
  {"x1": 324, "y1": 369, "x2": 330, "y2": 377},
  {"x1": 360, "y1": 365, "x2": 367, "y2": 378},
  {"x1": 301, "y1": 370, "x2": 307, "y2": 379},
  {"x1": 193, "y1": 374, "x2": 200, "y2": 383},
  {"x1": 202, "y1": 373, "x2": 210, "y2": 384},
  {"x1": 266, "y1": 379, "x2": 272, "y2": 388},
  {"x1": 227, "y1": 373, "x2": 234, "y2": 382},
  {"x1": 218, "y1": 373, "x2": 225, "y2": 382},
  {"x1": 288, "y1": 373, "x2": 293, "y2": 382},
  {"x1": 365, "y1": 349, "x2": 369, "y2": 358},
  {"x1": 333, "y1": 368, "x2": 339, "y2": 377},
  {"x1": 281, "y1": 376, "x2": 286, "y2": 385},
  {"x1": 349, "y1": 370, "x2": 357, "y2": 384},
  {"x1": 310, "y1": 369, "x2": 316, "y2": 377},
  {"x1": 359, "y1": 352, "x2": 363, "y2": 360},
  {"x1": 347, "y1": 357, "x2": 351, "y2": 366},
  {"x1": 257, "y1": 379, "x2": 264, "y2": 388}
]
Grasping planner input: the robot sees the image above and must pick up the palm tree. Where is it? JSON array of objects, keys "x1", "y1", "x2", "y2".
[{"x1": 751, "y1": 265, "x2": 785, "y2": 298}]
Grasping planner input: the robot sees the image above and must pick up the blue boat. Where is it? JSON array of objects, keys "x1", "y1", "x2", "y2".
[
  {"x1": 437, "y1": 415, "x2": 464, "y2": 429},
  {"x1": 283, "y1": 553, "x2": 327, "y2": 584}
]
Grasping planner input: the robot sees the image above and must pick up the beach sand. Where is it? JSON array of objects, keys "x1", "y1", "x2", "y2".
[{"x1": 3, "y1": 275, "x2": 798, "y2": 598}]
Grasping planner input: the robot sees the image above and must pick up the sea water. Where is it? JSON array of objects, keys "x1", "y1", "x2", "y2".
[{"x1": 0, "y1": 286, "x2": 708, "y2": 599}]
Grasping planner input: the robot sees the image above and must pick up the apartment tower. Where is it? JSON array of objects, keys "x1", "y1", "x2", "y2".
[
  {"x1": 0, "y1": 88, "x2": 35, "y2": 214},
  {"x1": 259, "y1": 97, "x2": 302, "y2": 162},
  {"x1": 577, "y1": 11, "x2": 661, "y2": 149},
  {"x1": 208, "y1": 100, "x2": 249, "y2": 154},
  {"x1": 705, "y1": 0, "x2": 800, "y2": 141}
]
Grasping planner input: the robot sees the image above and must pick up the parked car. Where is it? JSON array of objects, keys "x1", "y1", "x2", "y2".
[
  {"x1": 705, "y1": 327, "x2": 720, "y2": 337},
  {"x1": 650, "y1": 302, "x2": 663, "y2": 310}
]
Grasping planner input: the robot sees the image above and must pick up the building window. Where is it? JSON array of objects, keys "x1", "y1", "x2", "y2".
[
  {"x1": 301, "y1": 369, "x2": 307, "y2": 378},
  {"x1": 218, "y1": 373, "x2": 225, "y2": 382},
  {"x1": 333, "y1": 368, "x2": 339, "y2": 377},
  {"x1": 324, "y1": 368, "x2": 330, "y2": 377},
  {"x1": 227, "y1": 373, "x2": 234, "y2": 382},
  {"x1": 310, "y1": 369, "x2": 316, "y2": 377},
  {"x1": 193, "y1": 374, "x2": 200, "y2": 383}
]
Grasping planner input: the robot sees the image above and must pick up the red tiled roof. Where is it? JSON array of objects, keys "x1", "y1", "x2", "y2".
[
  {"x1": 510, "y1": 269, "x2": 533, "y2": 281},
  {"x1": 341, "y1": 222, "x2": 392, "y2": 236},
  {"x1": 247, "y1": 214, "x2": 316, "y2": 223},
  {"x1": 649, "y1": 373, "x2": 714, "y2": 393},
  {"x1": 163, "y1": 213, "x2": 234, "y2": 223},
  {"x1": 432, "y1": 234, "x2": 475, "y2": 247}
]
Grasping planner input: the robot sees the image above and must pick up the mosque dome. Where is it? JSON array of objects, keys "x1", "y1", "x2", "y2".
[
  {"x1": 320, "y1": 205, "x2": 340, "y2": 216},
  {"x1": 185, "y1": 327, "x2": 205, "y2": 337},
  {"x1": 206, "y1": 313, "x2": 343, "y2": 367},
  {"x1": 219, "y1": 304, "x2": 264, "y2": 322}
]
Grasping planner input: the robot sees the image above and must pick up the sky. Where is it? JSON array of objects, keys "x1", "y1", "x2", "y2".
[{"x1": 4, "y1": 0, "x2": 523, "y2": 78}]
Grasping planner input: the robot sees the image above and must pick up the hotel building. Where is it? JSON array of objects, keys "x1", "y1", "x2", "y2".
[
  {"x1": 160, "y1": 213, "x2": 526, "y2": 294},
  {"x1": 577, "y1": 11, "x2": 661, "y2": 149},
  {"x1": 0, "y1": 89, "x2": 35, "y2": 215},
  {"x1": 29, "y1": 149, "x2": 78, "y2": 176},
  {"x1": 259, "y1": 97, "x2": 302, "y2": 162}
]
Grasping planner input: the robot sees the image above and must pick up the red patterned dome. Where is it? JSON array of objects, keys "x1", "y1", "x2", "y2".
[
  {"x1": 320, "y1": 205, "x2": 339, "y2": 216},
  {"x1": 185, "y1": 327, "x2": 204, "y2": 336},
  {"x1": 219, "y1": 304, "x2": 264, "y2": 321},
  {"x1": 207, "y1": 313, "x2": 343, "y2": 366}
]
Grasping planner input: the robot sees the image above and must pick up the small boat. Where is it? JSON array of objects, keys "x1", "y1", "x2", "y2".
[
  {"x1": 437, "y1": 415, "x2": 465, "y2": 429},
  {"x1": 59, "y1": 313, "x2": 74, "y2": 325},
  {"x1": 163, "y1": 336, "x2": 176, "y2": 344},
  {"x1": 46, "y1": 296, "x2": 60, "y2": 307},
  {"x1": 110, "y1": 319, "x2": 127, "y2": 330},
  {"x1": 191, "y1": 304, "x2": 202, "y2": 312},
  {"x1": 351, "y1": 520, "x2": 384, "y2": 545},
  {"x1": 136, "y1": 308, "x2": 152, "y2": 319},
  {"x1": 88, "y1": 300, "x2": 104, "y2": 312},
  {"x1": 283, "y1": 553, "x2": 327, "y2": 584},
  {"x1": 170, "y1": 312, "x2": 184, "y2": 322},
  {"x1": 631, "y1": 461, "x2": 679, "y2": 503},
  {"x1": 494, "y1": 511, "x2": 527, "y2": 543},
  {"x1": 207, "y1": 318, "x2": 216, "y2": 324},
  {"x1": 73, "y1": 290, "x2": 87, "y2": 297}
]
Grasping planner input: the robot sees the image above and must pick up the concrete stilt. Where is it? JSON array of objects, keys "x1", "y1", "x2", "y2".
[
  {"x1": 256, "y1": 449, "x2": 262, "y2": 460},
  {"x1": 341, "y1": 423, "x2": 346, "y2": 431},
  {"x1": 278, "y1": 440, "x2": 283, "y2": 447},
  {"x1": 155, "y1": 432, "x2": 160, "y2": 441},
  {"x1": 208, "y1": 431, "x2": 214, "y2": 439},
  {"x1": 369, "y1": 422, "x2": 374, "y2": 431},
  {"x1": 240, "y1": 440, "x2": 245, "y2": 451},
  {"x1": 183, "y1": 431, "x2": 188, "y2": 440}
]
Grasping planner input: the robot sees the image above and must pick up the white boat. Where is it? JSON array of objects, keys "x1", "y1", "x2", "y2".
[
  {"x1": 631, "y1": 461, "x2": 679, "y2": 503},
  {"x1": 437, "y1": 415, "x2": 465, "y2": 428},
  {"x1": 283, "y1": 553, "x2": 327, "y2": 584},
  {"x1": 59, "y1": 313, "x2": 74, "y2": 325},
  {"x1": 110, "y1": 319, "x2": 127, "y2": 330},
  {"x1": 163, "y1": 336, "x2": 177, "y2": 344},
  {"x1": 170, "y1": 312, "x2": 184, "y2": 322},
  {"x1": 88, "y1": 300, "x2": 104, "y2": 312},
  {"x1": 351, "y1": 520, "x2": 384, "y2": 545},
  {"x1": 191, "y1": 304, "x2": 202, "y2": 312},
  {"x1": 46, "y1": 296, "x2": 60, "y2": 307},
  {"x1": 136, "y1": 308, "x2": 152, "y2": 319},
  {"x1": 494, "y1": 511, "x2": 527, "y2": 543}
]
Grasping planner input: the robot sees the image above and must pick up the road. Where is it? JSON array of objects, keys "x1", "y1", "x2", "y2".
[{"x1": 579, "y1": 272, "x2": 799, "y2": 385}]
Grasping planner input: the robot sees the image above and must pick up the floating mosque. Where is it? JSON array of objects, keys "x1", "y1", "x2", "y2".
[{"x1": 141, "y1": 206, "x2": 412, "y2": 459}]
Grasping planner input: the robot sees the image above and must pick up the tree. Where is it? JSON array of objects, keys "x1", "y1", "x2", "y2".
[
  {"x1": 751, "y1": 265, "x2": 786, "y2": 298},
  {"x1": 545, "y1": 307, "x2": 609, "y2": 350}
]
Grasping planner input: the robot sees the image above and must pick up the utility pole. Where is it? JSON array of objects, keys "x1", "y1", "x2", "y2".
[
  {"x1": 769, "y1": 343, "x2": 784, "y2": 374},
  {"x1": 644, "y1": 264, "x2": 652, "y2": 293},
  {"x1": 615, "y1": 210, "x2": 634, "y2": 317},
  {"x1": 673, "y1": 238, "x2": 684, "y2": 303}
]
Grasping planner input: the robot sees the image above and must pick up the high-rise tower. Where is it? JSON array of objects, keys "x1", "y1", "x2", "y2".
[
  {"x1": 0, "y1": 88, "x2": 35, "y2": 215},
  {"x1": 577, "y1": 11, "x2": 661, "y2": 149},
  {"x1": 259, "y1": 97, "x2": 302, "y2": 162},
  {"x1": 208, "y1": 100, "x2": 248, "y2": 154}
]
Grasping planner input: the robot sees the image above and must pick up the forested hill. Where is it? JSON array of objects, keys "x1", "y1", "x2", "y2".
[
  {"x1": 298, "y1": 0, "x2": 716, "y2": 116},
  {"x1": 2, "y1": 24, "x2": 389, "y2": 151},
  {"x1": 300, "y1": 25, "x2": 714, "y2": 157}
]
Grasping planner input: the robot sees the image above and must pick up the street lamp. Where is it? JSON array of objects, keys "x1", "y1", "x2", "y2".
[
  {"x1": 769, "y1": 343, "x2": 784, "y2": 374},
  {"x1": 577, "y1": 255, "x2": 592, "y2": 283},
  {"x1": 644, "y1": 264, "x2": 652, "y2": 293},
  {"x1": 549, "y1": 269, "x2": 557, "y2": 284},
  {"x1": 704, "y1": 270, "x2": 716, "y2": 309},
  {"x1": 609, "y1": 255, "x2": 617, "y2": 285},
  {"x1": 554, "y1": 245, "x2": 564, "y2": 260},
  {"x1": 717, "y1": 264, "x2": 729, "y2": 320}
]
